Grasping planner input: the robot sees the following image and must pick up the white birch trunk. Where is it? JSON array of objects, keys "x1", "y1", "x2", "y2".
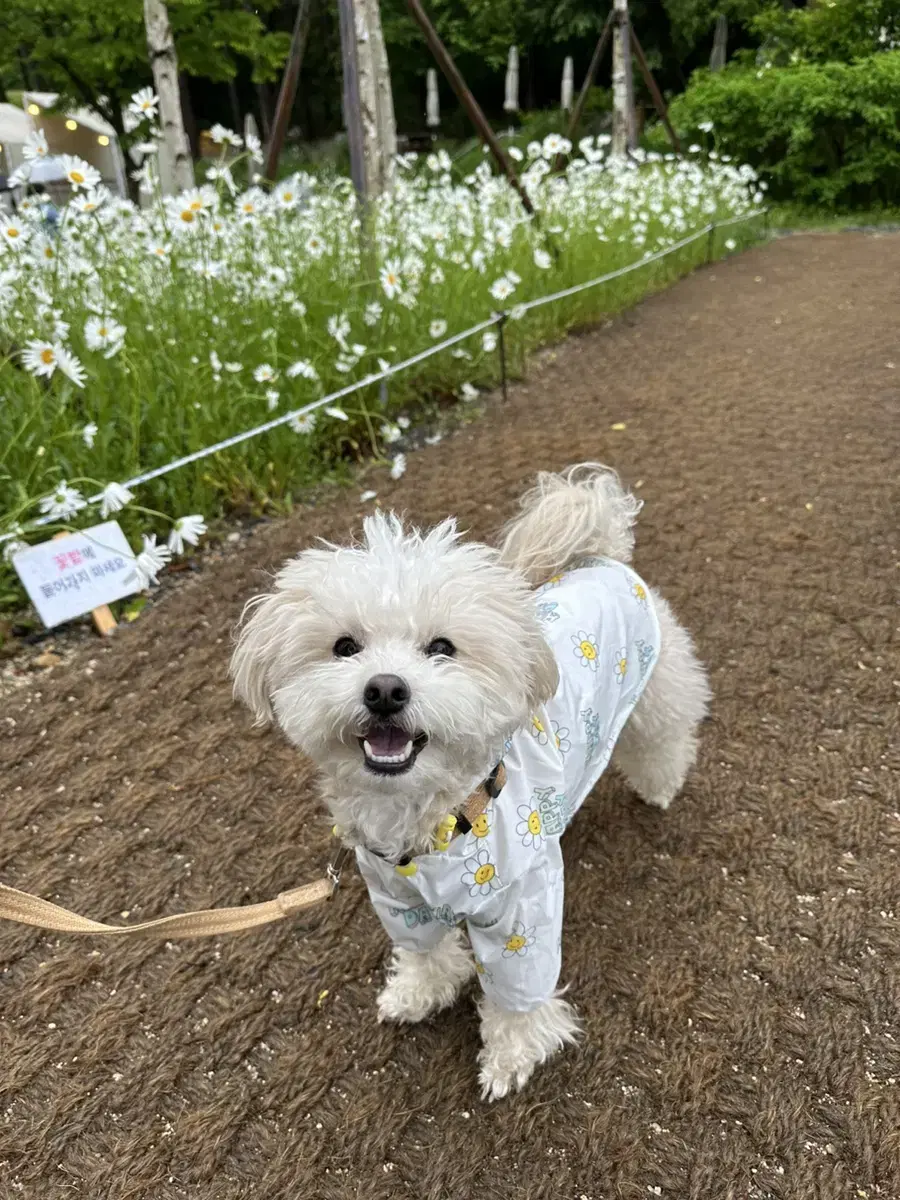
[
  {"x1": 611, "y1": 0, "x2": 636, "y2": 157},
  {"x1": 355, "y1": 0, "x2": 396, "y2": 198},
  {"x1": 143, "y1": 0, "x2": 194, "y2": 194},
  {"x1": 561, "y1": 56, "x2": 574, "y2": 111},
  {"x1": 504, "y1": 46, "x2": 519, "y2": 114}
]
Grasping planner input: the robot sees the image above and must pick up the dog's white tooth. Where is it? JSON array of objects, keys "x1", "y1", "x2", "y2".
[
  {"x1": 401, "y1": 741, "x2": 413, "y2": 757},
  {"x1": 363, "y1": 739, "x2": 374, "y2": 758}
]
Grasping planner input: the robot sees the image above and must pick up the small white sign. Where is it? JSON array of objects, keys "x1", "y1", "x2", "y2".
[{"x1": 12, "y1": 521, "x2": 140, "y2": 629}]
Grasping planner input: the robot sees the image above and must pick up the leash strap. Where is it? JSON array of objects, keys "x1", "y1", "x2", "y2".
[
  {"x1": 0, "y1": 846, "x2": 352, "y2": 940},
  {"x1": 0, "y1": 762, "x2": 506, "y2": 940}
]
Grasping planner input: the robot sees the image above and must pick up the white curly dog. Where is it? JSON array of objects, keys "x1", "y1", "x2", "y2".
[{"x1": 231, "y1": 463, "x2": 710, "y2": 1099}]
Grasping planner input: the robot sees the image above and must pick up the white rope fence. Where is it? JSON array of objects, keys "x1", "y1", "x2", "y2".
[{"x1": 2, "y1": 208, "x2": 767, "y2": 545}]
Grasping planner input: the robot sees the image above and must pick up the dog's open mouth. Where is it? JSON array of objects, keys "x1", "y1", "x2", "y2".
[{"x1": 359, "y1": 726, "x2": 428, "y2": 775}]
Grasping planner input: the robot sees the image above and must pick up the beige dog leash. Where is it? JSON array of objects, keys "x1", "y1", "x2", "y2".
[{"x1": 0, "y1": 765, "x2": 505, "y2": 940}]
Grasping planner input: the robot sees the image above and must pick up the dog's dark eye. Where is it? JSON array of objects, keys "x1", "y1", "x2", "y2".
[
  {"x1": 333, "y1": 636, "x2": 361, "y2": 658},
  {"x1": 425, "y1": 637, "x2": 456, "y2": 658}
]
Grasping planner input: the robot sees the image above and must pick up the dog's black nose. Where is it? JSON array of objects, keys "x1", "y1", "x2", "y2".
[{"x1": 363, "y1": 674, "x2": 410, "y2": 717}]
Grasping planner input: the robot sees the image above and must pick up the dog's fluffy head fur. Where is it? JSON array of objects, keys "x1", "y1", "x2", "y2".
[{"x1": 231, "y1": 513, "x2": 558, "y2": 852}]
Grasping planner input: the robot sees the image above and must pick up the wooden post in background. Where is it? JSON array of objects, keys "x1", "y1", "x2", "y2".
[
  {"x1": 406, "y1": 0, "x2": 536, "y2": 218},
  {"x1": 264, "y1": 0, "x2": 314, "y2": 182}
]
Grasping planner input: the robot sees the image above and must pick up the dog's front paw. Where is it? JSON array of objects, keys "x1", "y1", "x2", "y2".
[
  {"x1": 477, "y1": 995, "x2": 581, "y2": 1101},
  {"x1": 478, "y1": 1056, "x2": 538, "y2": 1101},
  {"x1": 377, "y1": 931, "x2": 475, "y2": 1024}
]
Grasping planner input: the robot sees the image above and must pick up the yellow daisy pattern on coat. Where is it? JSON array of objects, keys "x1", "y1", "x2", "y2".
[
  {"x1": 631, "y1": 580, "x2": 648, "y2": 607},
  {"x1": 552, "y1": 721, "x2": 571, "y2": 755},
  {"x1": 516, "y1": 804, "x2": 544, "y2": 850},
  {"x1": 530, "y1": 714, "x2": 549, "y2": 745},
  {"x1": 502, "y1": 922, "x2": 536, "y2": 958},
  {"x1": 572, "y1": 630, "x2": 600, "y2": 671},
  {"x1": 613, "y1": 647, "x2": 628, "y2": 684},
  {"x1": 461, "y1": 849, "x2": 502, "y2": 898},
  {"x1": 470, "y1": 809, "x2": 491, "y2": 843}
]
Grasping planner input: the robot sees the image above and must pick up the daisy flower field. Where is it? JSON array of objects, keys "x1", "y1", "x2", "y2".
[{"x1": 0, "y1": 91, "x2": 764, "y2": 608}]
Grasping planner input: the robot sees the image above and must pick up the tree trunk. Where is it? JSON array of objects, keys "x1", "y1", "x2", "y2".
[
  {"x1": 356, "y1": 0, "x2": 397, "y2": 197},
  {"x1": 143, "y1": 0, "x2": 194, "y2": 193},
  {"x1": 611, "y1": 0, "x2": 636, "y2": 157}
]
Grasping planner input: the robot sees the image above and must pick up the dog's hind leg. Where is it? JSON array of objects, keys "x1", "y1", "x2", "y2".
[
  {"x1": 377, "y1": 927, "x2": 475, "y2": 1023},
  {"x1": 612, "y1": 592, "x2": 711, "y2": 810}
]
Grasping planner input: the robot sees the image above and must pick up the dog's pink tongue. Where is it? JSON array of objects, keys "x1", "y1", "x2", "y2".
[{"x1": 367, "y1": 726, "x2": 407, "y2": 755}]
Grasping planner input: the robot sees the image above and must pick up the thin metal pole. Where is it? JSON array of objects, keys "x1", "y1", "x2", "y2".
[
  {"x1": 497, "y1": 315, "x2": 509, "y2": 402},
  {"x1": 264, "y1": 0, "x2": 314, "y2": 182},
  {"x1": 629, "y1": 23, "x2": 681, "y2": 155},
  {"x1": 405, "y1": 0, "x2": 536, "y2": 219}
]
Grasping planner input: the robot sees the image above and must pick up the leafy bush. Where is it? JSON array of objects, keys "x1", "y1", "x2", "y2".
[{"x1": 670, "y1": 52, "x2": 900, "y2": 209}]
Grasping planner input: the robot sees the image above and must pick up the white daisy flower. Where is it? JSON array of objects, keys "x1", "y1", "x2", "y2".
[
  {"x1": 482, "y1": 331, "x2": 498, "y2": 353},
  {"x1": 533, "y1": 248, "x2": 552, "y2": 269},
  {"x1": 245, "y1": 131, "x2": 264, "y2": 164},
  {"x1": 286, "y1": 359, "x2": 318, "y2": 381},
  {"x1": 1, "y1": 220, "x2": 27, "y2": 246},
  {"x1": 100, "y1": 482, "x2": 134, "y2": 517},
  {"x1": 168, "y1": 514, "x2": 207, "y2": 554},
  {"x1": 22, "y1": 130, "x2": 49, "y2": 160},
  {"x1": 363, "y1": 301, "x2": 383, "y2": 326},
  {"x1": 134, "y1": 534, "x2": 171, "y2": 588},
  {"x1": 210, "y1": 123, "x2": 242, "y2": 147},
  {"x1": 381, "y1": 423, "x2": 402, "y2": 444},
  {"x1": 327, "y1": 313, "x2": 351, "y2": 346},
  {"x1": 289, "y1": 411, "x2": 317, "y2": 434},
  {"x1": 266, "y1": 389, "x2": 280, "y2": 410},
  {"x1": 429, "y1": 319, "x2": 447, "y2": 339},
  {"x1": 390, "y1": 453, "x2": 407, "y2": 480},
  {"x1": 128, "y1": 87, "x2": 159, "y2": 119},
  {"x1": 82, "y1": 422, "x2": 98, "y2": 449},
  {"x1": 460, "y1": 382, "x2": 479, "y2": 402},
  {"x1": 508, "y1": 145, "x2": 524, "y2": 162},
  {"x1": 224, "y1": 361, "x2": 242, "y2": 374},
  {"x1": 38, "y1": 481, "x2": 87, "y2": 519},
  {"x1": 2, "y1": 539, "x2": 28, "y2": 564},
  {"x1": 489, "y1": 276, "x2": 514, "y2": 302},
  {"x1": 305, "y1": 234, "x2": 326, "y2": 257},
  {"x1": 360, "y1": 490, "x2": 377, "y2": 502},
  {"x1": 253, "y1": 363, "x2": 277, "y2": 383},
  {"x1": 380, "y1": 260, "x2": 402, "y2": 299},
  {"x1": 84, "y1": 316, "x2": 126, "y2": 357},
  {"x1": 325, "y1": 406, "x2": 349, "y2": 421},
  {"x1": 61, "y1": 155, "x2": 101, "y2": 192}
]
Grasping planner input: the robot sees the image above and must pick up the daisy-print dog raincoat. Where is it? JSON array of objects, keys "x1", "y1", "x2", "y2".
[{"x1": 355, "y1": 557, "x2": 661, "y2": 1012}]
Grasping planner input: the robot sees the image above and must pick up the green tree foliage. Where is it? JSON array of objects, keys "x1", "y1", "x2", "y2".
[
  {"x1": 1, "y1": 0, "x2": 289, "y2": 138},
  {"x1": 670, "y1": 51, "x2": 900, "y2": 208},
  {"x1": 751, "y1": 0, "x2": 899, "y2": 65}
]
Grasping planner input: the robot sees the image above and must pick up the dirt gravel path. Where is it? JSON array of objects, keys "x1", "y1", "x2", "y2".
[{"x1": 1, "y1": 233, "x2": 898, "y2": 1200}]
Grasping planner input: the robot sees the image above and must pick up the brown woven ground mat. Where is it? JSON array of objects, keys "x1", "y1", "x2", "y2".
[{"x1": 1, "y1": 233, "x2": 897, "y2": 1200}]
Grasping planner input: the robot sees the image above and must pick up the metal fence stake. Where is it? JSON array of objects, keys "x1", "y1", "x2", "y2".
[{"x1": 498, "y1": 315, "x2": 509, "y2": 402}]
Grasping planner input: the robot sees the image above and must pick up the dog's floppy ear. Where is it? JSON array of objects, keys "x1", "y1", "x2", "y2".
[
  {"x1": 525, "y1": 633, "x2": 560, "y2": 710},
  {"x1": 230, "y1": 589, "x2": 301, "y2": 725}
]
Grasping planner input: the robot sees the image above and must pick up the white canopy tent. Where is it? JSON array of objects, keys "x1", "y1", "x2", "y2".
[{"x1": 1, "y1": 92, "x2": 127, "y2": 197}]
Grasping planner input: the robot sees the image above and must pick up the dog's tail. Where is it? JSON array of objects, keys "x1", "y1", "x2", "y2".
[{"x1": 498, "y1": 462, "x2": 642, "y2": 586}]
